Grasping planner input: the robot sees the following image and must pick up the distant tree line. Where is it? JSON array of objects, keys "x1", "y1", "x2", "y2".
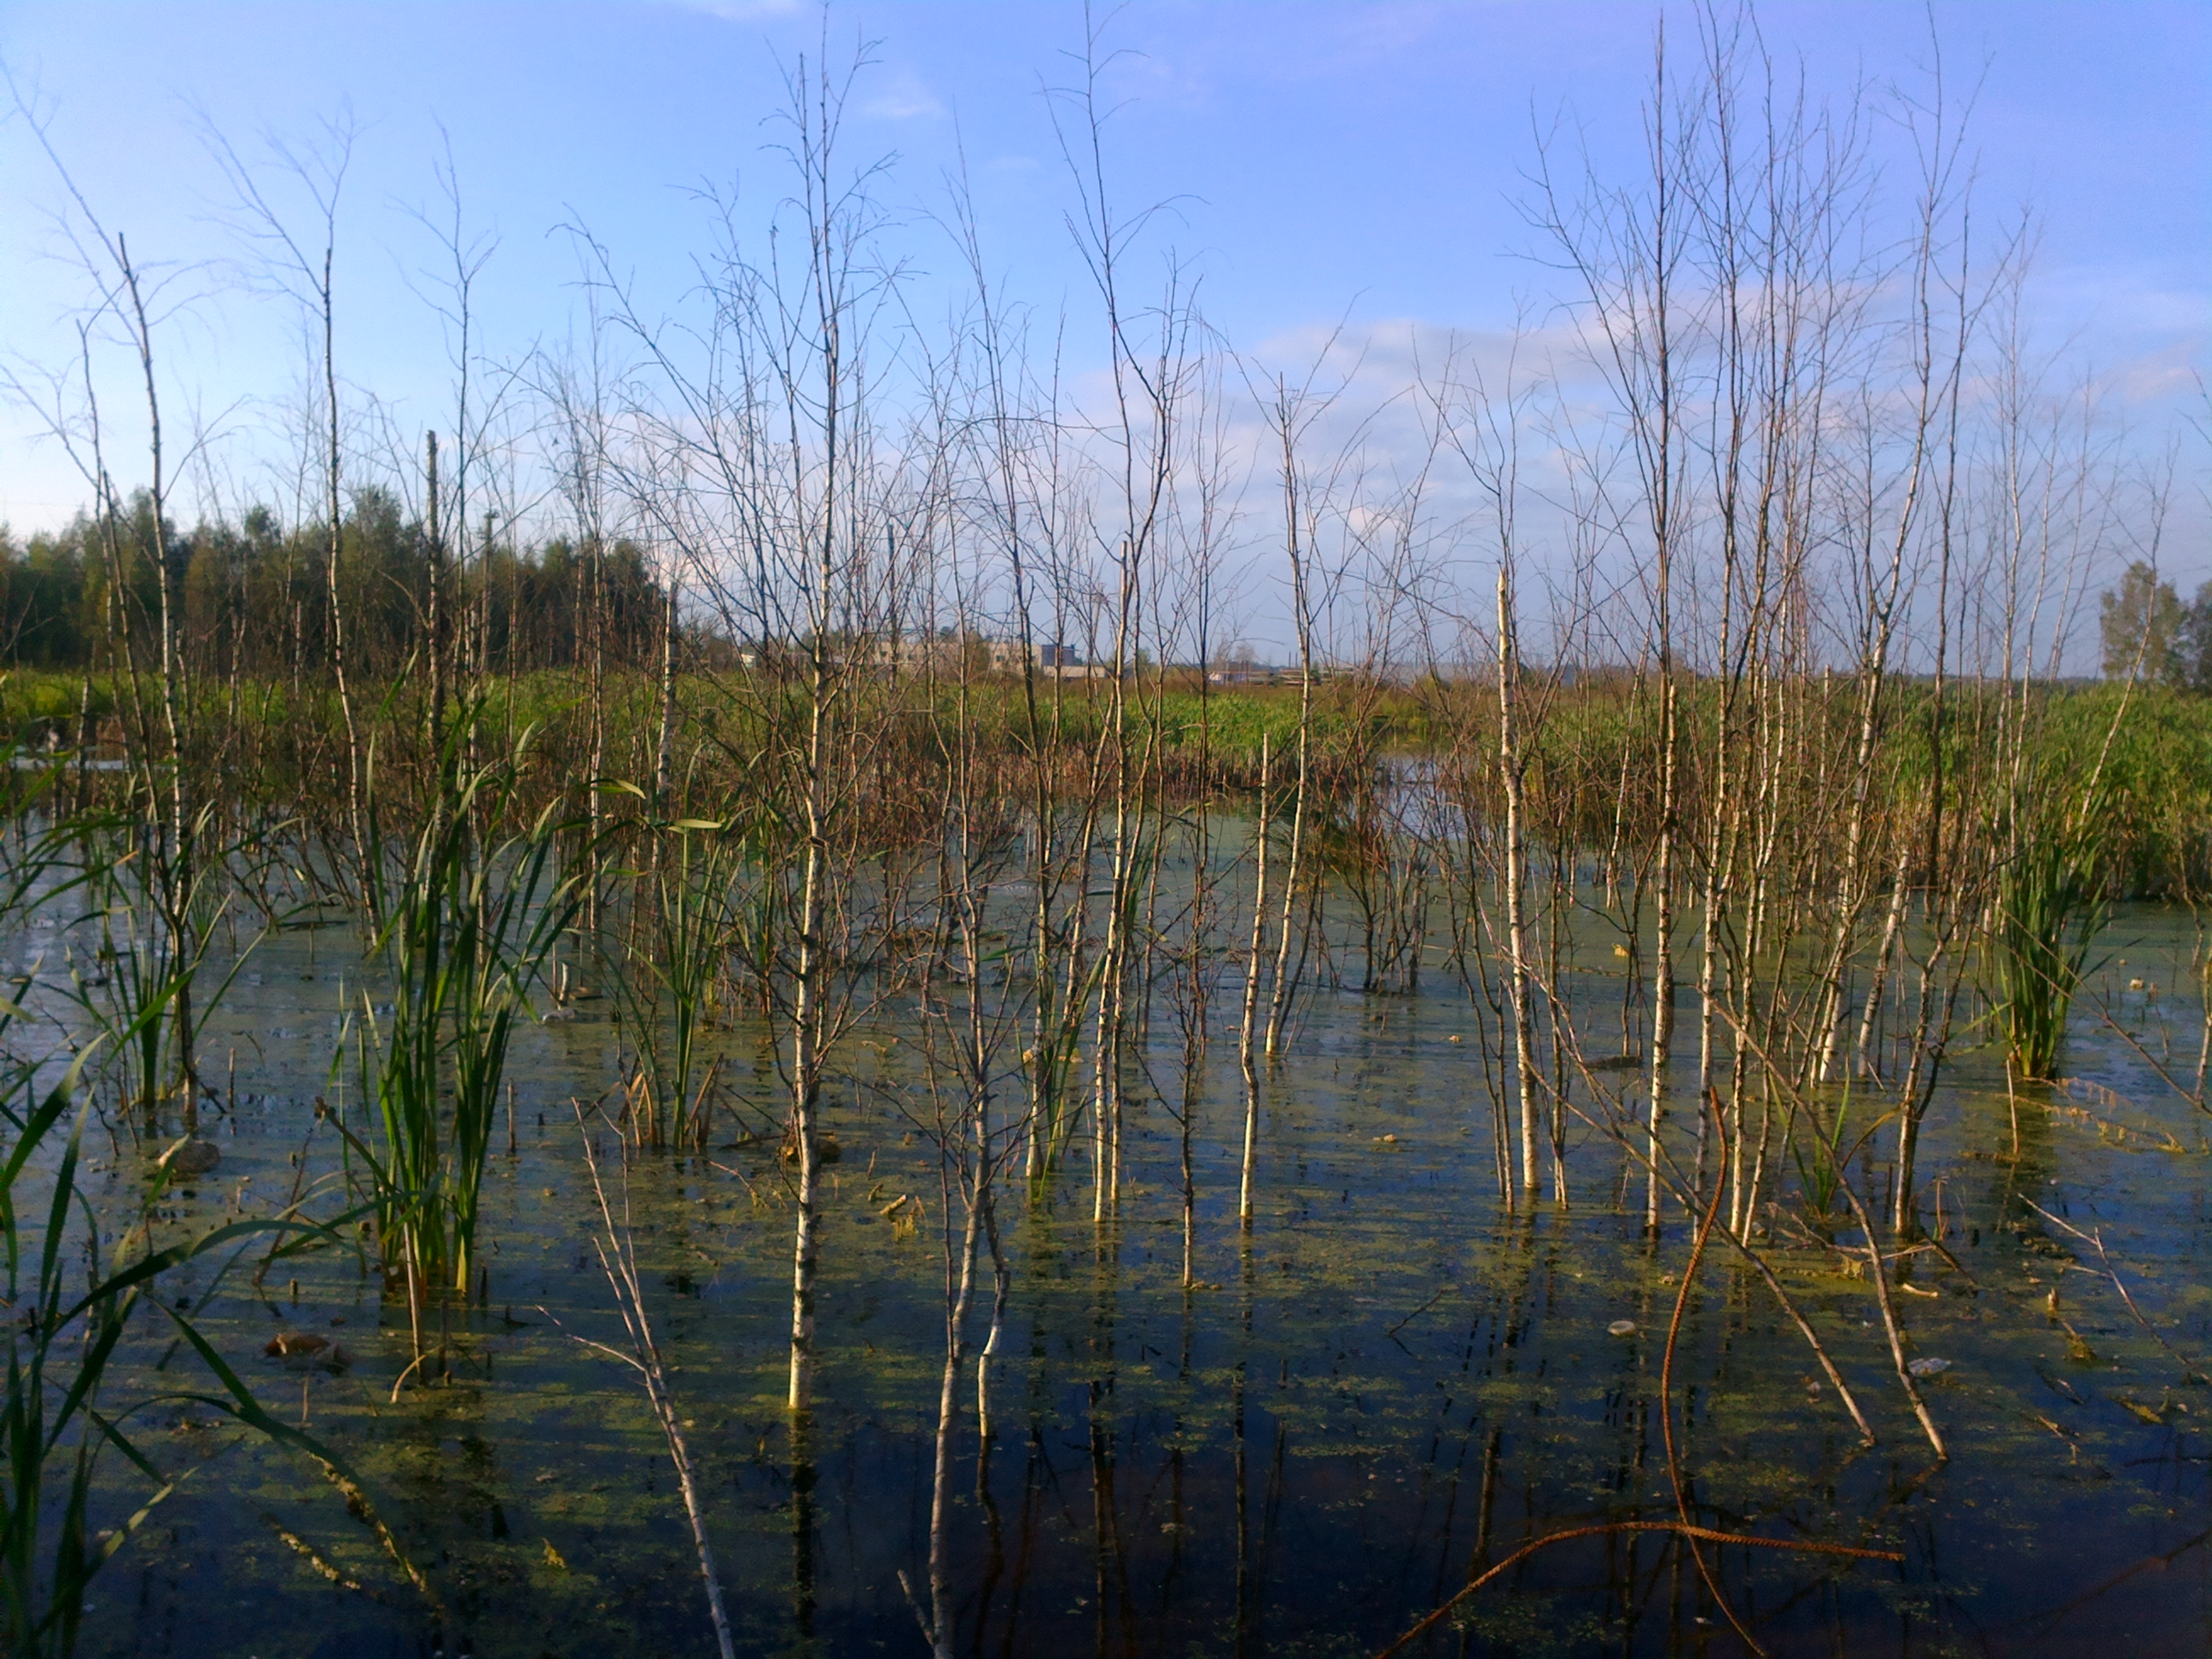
[
  {"x1": 2101, "y1": 562, "x2": 2212, "y2": 690},
  {"x1": 0, "y1": 487, "x2": 672, "y2": 679}
]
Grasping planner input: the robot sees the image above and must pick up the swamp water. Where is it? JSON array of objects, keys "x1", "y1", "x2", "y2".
[{"x1": 21, "y1": 896, "x2": 2212, "y2": 1658}]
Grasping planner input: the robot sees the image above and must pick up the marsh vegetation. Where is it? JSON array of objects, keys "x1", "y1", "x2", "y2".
[{"x1": 3, "y1": 13, "x2": 2209, "y2": 1658}]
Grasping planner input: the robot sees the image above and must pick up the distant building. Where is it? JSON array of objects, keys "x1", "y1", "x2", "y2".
[
  {"x1": 729, "y1": 632, "x2": 1102, "y2": 678},
  {"x1": 865, "y1": 635, "x2": 963, "y2": 675},
  {"x1": 987, "y1": 638, "x2": 1038, "y2": 674}
]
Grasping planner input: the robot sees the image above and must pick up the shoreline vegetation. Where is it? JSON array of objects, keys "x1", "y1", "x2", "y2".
[
  {"x1": 7, "y1": 662, "x2": 2210, "y2": 898},
  {"x1": 2, "y1": 9, "x2": 2206, "y2": 1656}
]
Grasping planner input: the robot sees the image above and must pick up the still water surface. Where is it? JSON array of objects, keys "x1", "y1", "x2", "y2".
[{"x1": 32, "y1": 899, "x2": 2212, "y2": 1657}]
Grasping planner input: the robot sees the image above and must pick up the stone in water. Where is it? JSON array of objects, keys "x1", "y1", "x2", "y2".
[{"x1": 160, "y1": 1137, "x2": 221, "y2": 1177}]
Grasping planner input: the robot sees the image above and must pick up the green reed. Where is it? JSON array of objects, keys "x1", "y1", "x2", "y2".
[
  {"x1": 0, "y1": 1056, "x2": 197, "y2": 1659},
  {"x1": 71, "y1": 808, "x2": 259, "y2": 1132},
  {"x1": 340, "y1": 727, "x2": 579, "y2": 1300},
  {"x1": 1789, "y1": 1074, "x2": 1863, "y2": 1221},
  {"x1": 0, "y1": 1032, "x2": 372, "y2": 1654},
  {"x1": 608, "y1": 816, "x2": 739, "y2": 1150},
  {"x1": 1993, "y1": 812, "x2": 2111, "y2": 1080}
]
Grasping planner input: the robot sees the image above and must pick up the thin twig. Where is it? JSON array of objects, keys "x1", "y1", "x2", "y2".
[
  {"x1": 2022, "y1": 1198, "x2": 2207, "y2": 1382},
  {"x1": 567, "y1": 1110, "x2": 738, "y2": 1659},
  {"x1": 1373, "y1": 1521, "x2": 1901, "y2": 1659}
]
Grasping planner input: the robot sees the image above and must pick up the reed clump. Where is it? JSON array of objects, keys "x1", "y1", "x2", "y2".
[
  {"x1": 1992, "y1": 806, "x2": 2113, "y2": 1081},
  {"x1": 336, "y1": 725, "x2": 579, "y2": 1307},
  {"x1": 607, "y1": 811, "x2": 741, "y2": 1150}
]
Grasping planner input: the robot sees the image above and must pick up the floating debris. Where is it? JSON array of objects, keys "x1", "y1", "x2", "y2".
[
  {"x1": 265, "y1": 1331, "x2": 352, "y2": 1373},
  {"x1": 1906, "y1": 1356, "x2": 1951, "y2": 1378},
  {"x1": 1608, "y1": 1319, "x2": 1638, "y2": 1337},
  {"x1": 777, "y1": 1133, "x2": 841, "y2": 1164},
  {"x1": 158, "y1": 1137, "x2": 221, "y2": 1178}
]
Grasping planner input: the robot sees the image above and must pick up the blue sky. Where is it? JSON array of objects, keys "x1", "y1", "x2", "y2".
[{"x1": 2, "y1": 1, "x2": 2205, "y2": 566}]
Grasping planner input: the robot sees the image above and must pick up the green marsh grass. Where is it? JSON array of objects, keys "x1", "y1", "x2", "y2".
[
  {"x1": 0, "y1": 1034, "x2": 395, "y2": 1653},
  {"x1": 607, "y1": 813, "x2": 739, "y2": 1149},
  {"x1": 70, "y1": 808, "x2": 259, "y2": 1131},
  {"x1": 338, "y1": 729, "x2": 580, "y2": 1303},
  {"x1": 1993, "y1": 812, "x2": 2112, "y2": 1081}
]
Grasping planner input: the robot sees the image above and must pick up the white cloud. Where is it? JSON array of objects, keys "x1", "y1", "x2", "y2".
[
  {"x1": 861, "y1": 70, "x2": 946, "y2": 123},
  {"x1": 654, "y1": 0, "x2": 805, "y2": 20}
]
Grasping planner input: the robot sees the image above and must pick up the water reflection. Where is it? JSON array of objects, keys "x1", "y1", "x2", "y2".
[{"x1": 17, "y1": 898, "x2": 2209, "y2": 1656}]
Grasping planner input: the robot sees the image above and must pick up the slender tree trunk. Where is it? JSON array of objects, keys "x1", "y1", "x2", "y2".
[
  {"x1": 1237, "y1": 736, "x2": 1271, "y2": 1227},
  {"x1": 1496, "y1": 570, "x2": 1540, "y2": 1196}
]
